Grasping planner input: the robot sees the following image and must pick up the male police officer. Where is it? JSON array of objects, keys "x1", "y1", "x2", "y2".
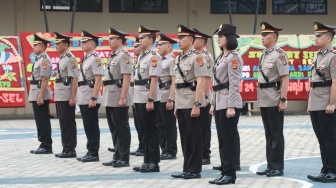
[
  {"x1": 256, "y1": 22, "x2": 289, "y2": 177},
  {"x1": 102, "y1": 28, "x2": 132, "y2": 168},
  {"x1": 132, "y1": 25, "x2": 162, "y2": 172},
  {"x1": 29, "y1": 34, "x2": 53, "y2": 154},
  {"x1": 54, "y1": 32, "x2": 78, "y2": 158},
  {"x1": 156, "y1": 33, "x2": 178, "y2": 160},
  {"x1": 76, "y1": 30, "x2": 103, "y2": 162},
  {"x1": 171, "y1": 25, "x2": 208, "y2": 179},
  {"x1": 307, "y1": 22, "x2": 336, "y2": 183}
]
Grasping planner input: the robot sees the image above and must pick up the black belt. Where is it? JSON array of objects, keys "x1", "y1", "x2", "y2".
[
  {"x1": 134, "y1": 79, "x2": 150, "y2": 86},
  {"x1": 55, "y1": 77, "x2": 72, "y2": 83},
  {"x1": 103, "y1": 79, "x2": 122, "y2": 86},
  {"x1": 29, "y1": 80, "x2": 41, "y2": 85},
  {"x1": 212, "y1": 82, "x2": 229, "y2": 91},
  {"x1": 310, "y1": 80, "x2": 332, "y2": 88},
  {"x1": 78, "y1": 80, "x2": 95, "y2": 87},
  {"x1": 159, "y1": 80, "x2": 172, "y2": 89},
  {"x1": 258, "y1": 81, "x2": 280, "y2": 89},
  {"x1": 130, "y1": 82, "x2": 134, "y2": 87},
  {"x1": 175, "y1": 81, "x2": 197, "y2": 90}
]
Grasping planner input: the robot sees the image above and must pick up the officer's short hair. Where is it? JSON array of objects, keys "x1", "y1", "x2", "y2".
[
  {"x1": 121, "y1": 37, "x2": 127, "y2": 45},
  {"x1": 325, "y1": 31, "x2": 335, "y2": 39},
  {"x1": 225, "y1": 35, "x2": 238, "y2": 50},
  {"x1": 61, "y1": 40, "x2": 70, "y2": 47},
  {"x1": 148, "y1": 34, "x2": 156, "y2": 44}
]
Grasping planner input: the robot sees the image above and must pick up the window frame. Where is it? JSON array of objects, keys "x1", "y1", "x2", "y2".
[
  {"x1": 109, "y1": 0, "x2": 168, "y2": 13},
  {"x1": 272, "y1": 0, "x2": 327, "y2": 15},
  {"x1": 40, "y1": 0, "x2": 103, "y2": 13},
  {"x1": 210, "y1": 0, "x2": 267, "y2": 15}
]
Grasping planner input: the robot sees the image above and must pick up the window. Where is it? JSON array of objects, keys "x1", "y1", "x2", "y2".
[
  {"x1": 211, "y1": 0, "x2": 266, "y2": 14},
  {"x1": 109, "y1": 0, "x2": 168, "y2": 13},
  {"x1": 40, "y1": 0, "x2": 103, "y2": 12},
  {"x1": 273, "y1": 0, "x2": 327, "y2": 14}
]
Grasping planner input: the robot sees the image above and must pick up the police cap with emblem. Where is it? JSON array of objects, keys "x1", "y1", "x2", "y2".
[
  {"x1": 54, "y1": 32, "x2": 72, "y2": 44},
  {"x1": 313, "y1": 22, "x2": 336, "y2": 36},
  {"x1": 133, "y1": 36, "x2": 140, "y2": 47},
  {"x1": 157, "y1": 33, "x2": 177, "y2": 45},
  {"x1": 214, "y1": 23, "x2": 240, "y2": 38},
  {"x1": 260, "y1": 22, "x2": 282, "y2": 34},
  {"x1": 193, "y1": 28, "x2": 211, "y2": 39},
  {"x1": 138, "y1": 25, "x2": 160, "y2": 38},
  {"x1": 80, "y1": 30, "x2": 100, "y2": 43},
  {"x1": 109, "y1": 27, "x2": 129, "y2": 39},
  {"x1": 177, "y1": 24, "x2": 198, "y2": 36},
  {"x1": 33, "y1": 33, "x2": 51, "y2": 46}
]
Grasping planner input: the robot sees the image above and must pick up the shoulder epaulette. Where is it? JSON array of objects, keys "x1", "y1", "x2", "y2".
[
  {"x1": 152, "y1": 50, "x2": 157, "y2": 55},
  {"x1": 203, "y1": 50, "x2": 209, "y2": 55},
  {"x1": 331, "y1": 49, "x2": 336, "y2": 54},
  {"x1": 65, "y1": 53, "x2": 72, "y2": 58},
  {"x1": 93, "y1": 53, "x2": 98, "y2": 57},
  {"x1": 122, "y1": 49, "x2": 129, "y2": 53},
  {"x1": 276, "y1": 48, "x2": 284, "y2": 53},
  {"x1": 231, "y1": 50, "x2": 238, "y2": 55}
]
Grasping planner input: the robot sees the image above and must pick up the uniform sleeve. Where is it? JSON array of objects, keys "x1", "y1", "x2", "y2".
[
  {"x1": 67, "y1": 56, "x2": 79, "y2": 77},
  {"x1": 120, "y1": 53, "x2": 132, "y2": 75},
  {"x1": 194, "y1": 55, "x2": 208, "y2": 78},
  {"x1": 276, "y1": 52, "x2": 289, "y2": 76},
  {"x1": 91, "y1": 56, "x2": 104, "y2": 76},
  {"x1": 330, "y1": 54, "x2": 336, "y2": 79},
  {"x1": 149, "y1": 54, "x2": 162, "y2": 77},
  {"x1": 228, "y1": 55, "x2": 243, "y2": 108},
  {"x1": 40, "y1": 58, "x2": 52, "y2": 78},
  {"x1": 205, "y1": 55, "x2": 214, "y2": 78},
  {"x1": 169, "y1": 57, "x2": 175, "y2": 77}
]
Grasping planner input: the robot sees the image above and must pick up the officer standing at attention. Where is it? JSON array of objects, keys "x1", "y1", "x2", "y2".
[
  {"x1": 256, "y1": 22, "x2": 289, "y2": 177},
  {"x1": 193, "y1": 28, "x2": 214, "y2": 165},
  {"x1": 29, "y1": 34, "x2": 53, "y2": 154},
  {"x1": 171, "y1": 25, "x2": 207, "y2": 179},
  {"x1": 307, "y1": 22, "x2": 336, "y2": 183},
  {"x1": 76, "y1": 30, "x2": 103, "y2": 162},
  {"x1": 54, "y1": 32, "x2": 78, "y2": 158},
  {"x1": 102, "y1": 27, "x2": 132, "y2": 168},
  {"x1": 132, "y1": 25, "x2": 162, "y2": 172},
  {"x1": 156, "y1": 33, "x2": 178, "y2": 160},
  {"x1": 208, "y1": 23, "x2": 243, "y2": 185},
  {"x1": 130, "y1": 36, "x2": 145, "y2": 157}
]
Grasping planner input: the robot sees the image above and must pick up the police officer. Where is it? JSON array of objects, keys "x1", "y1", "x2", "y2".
[
  {"x1": 29, "y1": 34, "x2": 53, "y2": 154},
  {"x1": 76, "y1": 30, "x2": 103, "y2": 162},
  {"x1": 156, "y1": 33, "x2": 178, "y2": 160},
  {"x1": 130, "y1": 36, "x2": 145, "y2": 156},
  {"x1": 102, "y1": 27, "x2": 132, "y2": 168},
  {"x1": 54, "y1": 32, "x2": 78, "y2": 158},
  {"x1": 171, "y1": 25, "x2": 207, "y2": 179},
  {"x1": 256, "y1": 22, "x2": 289, "y2": 177},
  {"x1": 208, "y1": 23, "x2": 242, "y2": 185},
  {"x1": 307, "y1": 22, "x2": 336, "y2": 183},
  {"x1": 193, "y1": 28, "x2": 214, "y2": 165},
  {"x1": 132, "y1": 25, "x2": 162, "y2": 172}
]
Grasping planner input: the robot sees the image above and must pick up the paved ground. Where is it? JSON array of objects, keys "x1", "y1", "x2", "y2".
[{"x1": 0, "y1": 115, "x2": 333, "y2": 188}]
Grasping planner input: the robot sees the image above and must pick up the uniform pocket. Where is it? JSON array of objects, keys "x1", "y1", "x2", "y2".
[{"x1": 317, "y1": 87, "x2": 330, "y2": 95}]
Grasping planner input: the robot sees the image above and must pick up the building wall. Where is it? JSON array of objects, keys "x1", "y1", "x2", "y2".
[{"x1": 1, "y1": 0, "x2": 333, "y2": 115}]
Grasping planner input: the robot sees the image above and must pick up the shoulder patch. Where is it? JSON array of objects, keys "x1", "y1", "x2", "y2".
[
  {"x1": 276, "y1": 48, "x2": 284, "y2": 53},
  {"x1": 280, "y1": 55, "x2": 287, "y2": 65},
  {"x1": 152, "y1": 50, "x2": 157, "y2": 55},
  {"x1": 231, "y1": 59, "x2": 238, "y2": 70},
  {"x1": 196, "y1": 56, "x2": 203, "y2": 67},
  {"x1": 151, "y1": 57, "x2": 158, "y2": 67},
  {"x1": 332, "y1": 49, "x2": 336, "y2": 54},
  {"x1": 95, "y1": 56, "x2": 101, "y2": 66},
  {"x1": 70, "y1": 59, "x2": 77, "y2": 69},
  {"x1": 124, "y1": 55, "x2": 130, "y2": 64},
  {"x1": 231, "y1": 50, "x2": 238, "y2": 55},
  {"x1": 42, "y1": 61, "x2": 48, "y2": 69},
  {"x1": 205, "y1": 56, "x2": 211, "y2": 69}
]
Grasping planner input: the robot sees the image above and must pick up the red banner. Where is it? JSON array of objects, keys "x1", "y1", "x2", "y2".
[{"x1": 0, "y1": 36, "x2": 25, "y2": 108}]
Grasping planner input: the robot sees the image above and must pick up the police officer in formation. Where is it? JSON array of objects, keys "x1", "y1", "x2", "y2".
[
  {"x1": 193, "y1": 28, "x2": 214, "y2": 165},
  {"x1": 156, "y1": 33, "x2": 178, "y2": 160},
  {"x1": 54, "y1": 32, "x2": 78, "y2": 158},
  {"x1": 132, "y1": 25, "x2": 162, "y2": 172},
  {"x1": 307, "y1": 22, "x2": 336, "y2": 183},
  {"x1": 102, "y1": 27, "x2": 132, "y2": 168},
  {"x1": 76, "y1": 30, "x2": 104, "y2": 162},
  {"x1": 29, "y1": 34, "x2": 53, "y2": 154},
  {"x1": 209, "y1": 23, "x2": 243, "y2": 185},
  {"x1": 171, "y1": 25, "x2": 208, "y2": 179},
  {"x1": 256, "y1": 22, "x2": 289, "y2": 177}
]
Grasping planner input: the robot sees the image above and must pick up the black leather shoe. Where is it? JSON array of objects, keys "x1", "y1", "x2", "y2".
[
  {"x1": 266, "y1": 170, "x2": 284, "y2": 177},
  {"x1": 171, "y1": 172, "x2": 187, "y2": 178},
  {"x1": 135, "y1": 150, "x2": 144, "y2": 156},
  {"x1": 133, "y1": 163, "x2": 148, "y2": 171},
  {"x1": 102, "y1": 159, "x2": 117, "y2": 166},
  {"x1": 216, "y1": 175, "x2": 236, "y2": 185},
  {"x1": 130, "y1": 149, "x2": 140, "y2": 155},
  {"x1": 183, "y1": 172, "x2": 201, "y2": 179},
  {"x1": 202, "y1": 158, "x2": 211, "y2": 165},
  {"x1": 307, "y1": 173, "x2": 326, "y2": 182},
  {"x1": 30, "y1": 147, "x2": 53, "y2": 154},
  {"x1": 235, "y1": 165, "x2": 241, "y2": 171},
  {"x1": 139, "y1": 163, "x2": 160, "y2": 173},
  {"x1": 55, "y1": 152, "x2": 63, "y2": 157},
  {"x1": 209, "y1": 174, "x2": 224, "y2": 184},
  {"x1": 256, "y1": 169, "x2": 271, "y2": 175},
  {"x1": 58, "y1": 151, "x2": 76, "y2": 158},
  {"x1": 112, "y1": 160, "x2": 130, "y2": 168},
  {"x1": 161, "y1": 153, "x2": 176, "y2": 160},
  {"x1": 80, "y1": 154, "x2": 99, "y2": 162},
  {"x1": 322, "y1": 173, "x2": 336, "y2": 183},
  {"x1": 213, "y1": 165, "x2": 222, "y2": 171},
  {"x1": 108, "y1": 148, "x2": 115, "y2": 152}
]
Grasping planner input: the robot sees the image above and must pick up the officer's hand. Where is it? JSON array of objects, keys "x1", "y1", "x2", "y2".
[
  {"x1": 209, "y1": 105, "x2": 214, "y2": 116},
  {"x1": 146, "y1": 102, "x2": 154, "y2": 111},
  {"x1": 166, "y1": 101, "x2": 174, "y2": 110},
  {"x1": 89, "y1": 99, "x2": 97, "y2": 108},
  {"x1": 69, "y1": 97, "x2": 76, "y2": 107},
  {"x1": 37, "y1": 96, "x2": 44, "y2": 106},
  {"x1": 174, "y1": 107, "x2": 177, "y2": 118},
  {"x1": 191, "y1": 106, "x2": 200, "y2": 118},
  {"x1": 118, "y1": 97, "x2": 126, "y2": 107},
  {"x1": 306, "y1": 107, "x2": 310, "y2": 114},
  {"x1": 226, "y1": 107, "x2": 235, "y2": 118},
  {"x1": 206, "y1": 99, "x2": 210, "y2": 106},
  {"x1": 278, "y1": 101, "x2": 287, "y2": 112},
  {"x1": 326, "y1": 104, "x2": 335, "y2": 114}
]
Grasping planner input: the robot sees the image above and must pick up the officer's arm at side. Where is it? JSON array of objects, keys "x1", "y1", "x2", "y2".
[
  {"x1": 92, "y1": 75, "x2": 102, "y2": 98},
  {"x1": 280, "y1": 75, "x2": 289, "y2": 99},
  {"x1": 38, "y1": 76, "x2": 49, "y2": 99},
  {"x1": 330, "y1": 79, "x2": 336, "y2": 106}
]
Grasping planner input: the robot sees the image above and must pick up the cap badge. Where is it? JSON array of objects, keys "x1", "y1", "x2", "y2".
[
  {"x1": 178, "y1": 26, "x2": 181, "y2": 33},
  {"x1": 314, "y1": 23, "x2": 318, "y2": 31},
  {"x1": 261, "y1": 24, "x2": 265, "y2": 30}
]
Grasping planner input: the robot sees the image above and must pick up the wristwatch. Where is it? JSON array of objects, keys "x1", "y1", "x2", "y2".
[
  {"x1": 280, "y1": 97, "x2": 287, "y2": 102},
  {"x1": 91, "y1": 97, "x2": 97, "y2": 101},
  {"x1": 205, "y1": 95, "x2": 209, "y2": 99},
  {"x1": 167, "y1": 99, "x2": 174, "y2": 103},
  {"x1": 148, "y1": 98, "x2": 154, "y2": 102},
  {"x1": 194, "y1": 101, "x2": 201, "y2": 106}
]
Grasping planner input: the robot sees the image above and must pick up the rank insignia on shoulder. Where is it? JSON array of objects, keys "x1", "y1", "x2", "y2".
[
  {"x1": 188, "y1": 50, "x2": 192, "y2": 56},
  {"x1": 66, "y1": 53, "x2": 72, "y2": 58},
  {"x1": 151, "y1": 57, "x2": 158, "y2": 67},
  {"x1": 231, "y1": 59, "x2": 238, "y2": 70},
  {"x1": 152, "y1": 50, "x2": 157, "y2": 55},
  {"x1": 196, "y1": 56, "x2": 203, "y2": 67},
  {"x1": 93, "y1": 53, "x2": 98, "y2": 57},
  {"x1": 42, "y1": 61, "x2": 48, "y2": 69},
  {"x1": 276, "y1": 48, "x2": 284, "y2": 53},
  {"x1": 332, "y1": 49, "x2": 336, "y2": 54},
  {"x1": 124, "y1": 55, "x2": 130, "y2": 64},
  {"x1": 70, "y1": 59, "x2": 77, "y2": 69},
  {"x1": 203, "y1": 50, "x2": 209, "y2": 55},
  {"x1": 280, "y1": 55, "x2": 287, "y2": 65},
  {"x1": 231, "y1": 50, "x2": 238, "y2": 55},
  {"x1": 96, "y1": 57, "x2": 101, "y2": 66}
]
